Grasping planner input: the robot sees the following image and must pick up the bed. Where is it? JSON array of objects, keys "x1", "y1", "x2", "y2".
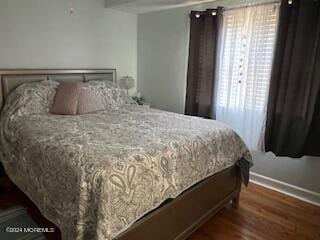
[{"x1": 0, "y1": 69, "x2": 252, "y2": 240}]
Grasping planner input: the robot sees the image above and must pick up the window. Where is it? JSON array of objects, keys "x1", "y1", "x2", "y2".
[{"x1": 215, "y1": 3, "x2": 279, "y2": 150}]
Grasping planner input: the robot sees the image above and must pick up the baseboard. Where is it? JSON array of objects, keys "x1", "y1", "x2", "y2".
[{"x1": 249, "y1": 172, "x2": 320, "y2": 206}]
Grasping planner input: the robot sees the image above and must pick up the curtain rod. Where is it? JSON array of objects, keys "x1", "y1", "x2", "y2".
[
  {"x1": 191, "y1": 0, "x2": 281, "y2": 15},
  {"x1": 224, "y1": 0, "x2": 281, "y2": 12}
]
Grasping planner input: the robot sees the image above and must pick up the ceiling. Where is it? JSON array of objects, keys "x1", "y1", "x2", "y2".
[{"x1": 105, "y1": 0, "x2": 219, "y2": 14}]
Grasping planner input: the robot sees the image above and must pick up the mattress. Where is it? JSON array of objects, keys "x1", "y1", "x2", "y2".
[{"x1": 0, "y1": 84, "x2": 252, "y2": 240}]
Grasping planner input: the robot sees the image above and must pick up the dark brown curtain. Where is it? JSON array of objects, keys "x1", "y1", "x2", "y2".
[
  {"x1": 265, "y1": 0, "x2": 320, "y2": 158},
  {"x1": 185, "y1": 8, "x2": 222, "y2": 118}
]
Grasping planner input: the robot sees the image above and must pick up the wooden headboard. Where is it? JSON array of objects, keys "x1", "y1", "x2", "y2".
[{"x1": 0, "y1": 68, "x2": 116, "y2": 111}]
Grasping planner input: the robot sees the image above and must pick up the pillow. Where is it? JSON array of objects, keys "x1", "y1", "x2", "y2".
[
  {"x1": 77, "y1": 86, "x2": 105, "y2": 114},
  {"x1": 50, "y1": 82, "x2": 82, "y2": 115},
  {"x1": 80, "y1": 81, "x2": 116, "y2": 111},
  {"x1": 1, "y1": 80, "x2": 58, "y2": 117},
  {"x1": 41, "y1": 79, "x2": 60, "y2": 88},
  {"x1": 85, "y1": 80, "x2": 137, "y2": 107}
]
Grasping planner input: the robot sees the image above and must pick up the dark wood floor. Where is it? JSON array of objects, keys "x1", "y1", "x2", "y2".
[{"x1": 1, "y1": 180, "x2": 319, "y2": 240}]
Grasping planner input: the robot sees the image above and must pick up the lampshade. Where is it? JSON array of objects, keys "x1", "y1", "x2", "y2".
[{"x1": 119, "y1": 76, "x2": 135, "y2": 90}]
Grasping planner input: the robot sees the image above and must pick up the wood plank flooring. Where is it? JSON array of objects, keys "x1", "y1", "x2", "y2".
[
  {"x1": 0, "y1": 181, "x2": 319, "y2": 240},
  {"x1": 189, "y1": 183, "x2": 320, "y2": 240}
]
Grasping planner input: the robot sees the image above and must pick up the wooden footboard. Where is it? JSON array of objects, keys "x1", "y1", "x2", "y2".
[{"x1": 116, "y1": 165, "x2": 241, "y2": 240}]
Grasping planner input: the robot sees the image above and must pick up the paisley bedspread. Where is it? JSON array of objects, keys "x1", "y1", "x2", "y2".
[{"x1": 0, "y1": 83, "x2": 252, "y2": 240}]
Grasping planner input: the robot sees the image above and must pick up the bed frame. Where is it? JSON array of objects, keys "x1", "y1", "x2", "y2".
[{"x1": 0, "y1": 69, "x2": 242, "y2": 240}]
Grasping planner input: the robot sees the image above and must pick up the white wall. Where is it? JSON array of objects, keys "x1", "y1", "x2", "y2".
[
  {"x1": 252, "y1": 151, "x2": 320, "y2": 193},
  {"x1": 0, "y1": 0, "x2": 137, "y2": 90},
  {"x1": 138, "y1": 6, "x2": 189, "y2": 112},
  {"x1": 138, "y1": 0, "x2": 320, "y2": 194}
]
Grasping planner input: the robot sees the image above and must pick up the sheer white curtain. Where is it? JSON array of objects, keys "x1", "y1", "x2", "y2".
[{"x1": 215, "y1": 3, "x2": 279, "y2": 150}]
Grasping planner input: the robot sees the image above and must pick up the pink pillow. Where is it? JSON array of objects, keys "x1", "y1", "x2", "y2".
[{"x1": 50, "y1": 81, "x2": 82, "y2": 115}]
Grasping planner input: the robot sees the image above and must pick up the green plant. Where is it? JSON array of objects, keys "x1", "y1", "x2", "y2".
[{"x1": 132, "y1": 96, "x2": 146, "y2": 105}]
